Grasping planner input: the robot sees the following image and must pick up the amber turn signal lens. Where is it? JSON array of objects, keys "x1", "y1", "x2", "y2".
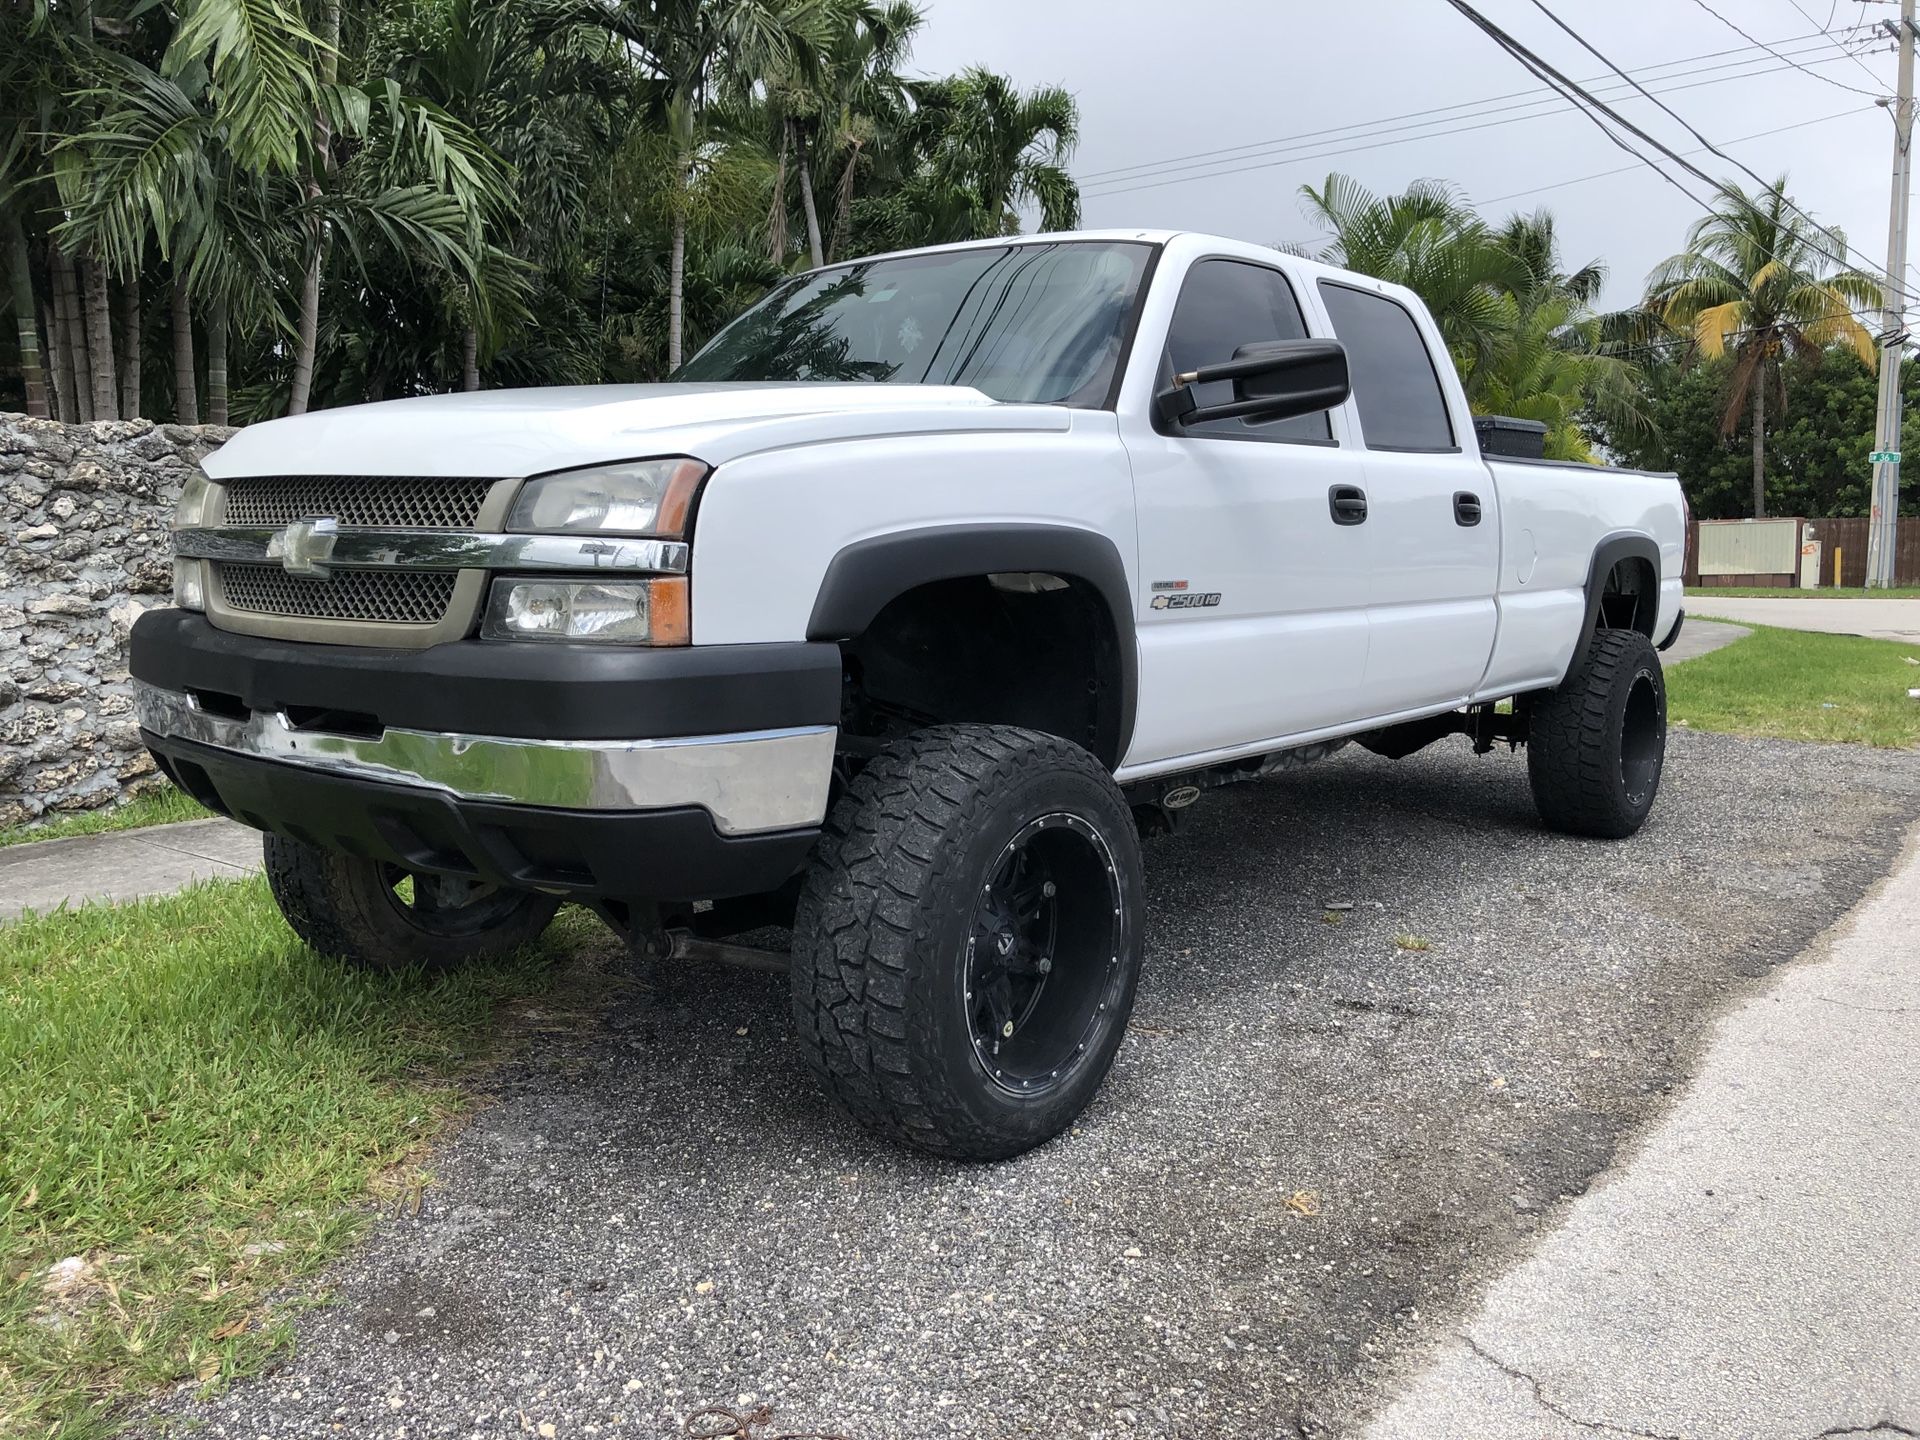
[{"x1": 645, "y1": 576, "x2": 690, "y2": 646}]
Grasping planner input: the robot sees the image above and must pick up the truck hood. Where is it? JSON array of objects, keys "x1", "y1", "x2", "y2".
[{"x1": 202, "y1": 383, "x2": 1072, "y2": 480}]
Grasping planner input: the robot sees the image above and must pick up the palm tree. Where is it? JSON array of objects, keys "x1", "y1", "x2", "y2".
[
  {"x1": 1297, "y1": 175, "x2": 1527, "y2": 381},
  {"x1": 852, "y1": 67, "x2": 1079, "y2": 251},
  {"x1": 1645, "y1": 177, "x2": 1880, "y2": 518},
  {"x1": 61, "y1": 2, "x2": 519, "y2": 419},
  {"x1": 919, "y1": 68, "x2": 1078, "y2": 235},
  {"x1": 1470, "y1": 211, "x2": 1648, "y2": 461},
  {"x1": 570, "y1": 0, "x2": 828, "y2": 368},
  {"x1": 3, "y1": 210, "x2": 50, "y2": 417},
  {"x1": 374, "y1": 0, "x2": 630, "y2": 390},
  {"x1": 3, "y1": 0, "x2": 109, "y2": 421},
  {"x1": 765, "y1": 0, "x2": 920, "y2": 267}
]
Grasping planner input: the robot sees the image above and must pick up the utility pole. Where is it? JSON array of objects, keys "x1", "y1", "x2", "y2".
[{"x1": 1867, "y1": 0, "x2": 1916, "y2": 589}]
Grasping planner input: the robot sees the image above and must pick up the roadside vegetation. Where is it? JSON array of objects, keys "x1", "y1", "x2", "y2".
[
  {"x1": 1667, "y1": 624, "x2": 1920, "y2": 748},
  {"x1": 0, "y1": 877, "x2": 592, "y2": 1437},
  {"x1": 2, "y1": 0, "x2": 1081, "y2": 419},
  {"x1": 0, "y1": 784, "x2": 207, "y2": 848}
]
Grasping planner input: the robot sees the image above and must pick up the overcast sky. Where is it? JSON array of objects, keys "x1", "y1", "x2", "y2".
[{"x1": 907, "y1": 0, "x2": 1904, "y2": 312}]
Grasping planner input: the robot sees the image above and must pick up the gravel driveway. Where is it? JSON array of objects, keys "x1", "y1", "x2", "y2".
[{"x1": 138, "y1": 730, "x2": 1920, "y2": 1440}]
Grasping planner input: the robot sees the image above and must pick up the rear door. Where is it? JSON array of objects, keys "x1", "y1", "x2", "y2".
[
  {"x1": 1314, "y1": 279, "x2": 1500, "y2": 716},
  {"x1": 1123, "y1": 255, "x2": 1373, "y2": 766}
]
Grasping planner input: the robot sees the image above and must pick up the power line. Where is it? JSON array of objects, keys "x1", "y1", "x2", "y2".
[
  {"x1": 1783, "y1": 0, "x2": 1891, "y2": 84},
  {"x1": 1079, "y1": 50, "x2": 1871, "y2": 201},
  {"x1": 1687, "y1": 0, "x2": 1889, "y2": 95},
  {"x1": 1475, "y1": 106, "x2": 1875, "y2": 205},
  {"x1": 1528, "y1": 0, "x2": 1895, "y2": 297},
  {"x1": 1443, "y1": 0, "x2": 1902, "y2": 296},
  {"x1": 1072, "y1": 28, "x2": 1873, "y2": 186}
]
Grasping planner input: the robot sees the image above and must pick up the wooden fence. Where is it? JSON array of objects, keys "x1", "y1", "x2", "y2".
[
  {"x1": 1798, "y1": 518, "x2": 1920, "y2": 587},
  {"x1": 1685, "y1": 518, "x2": 1920, "y2": 587}
]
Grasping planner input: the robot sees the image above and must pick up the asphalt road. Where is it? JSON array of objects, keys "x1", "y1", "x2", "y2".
[{"x1": 136, "y1": 730, "x2": 1920, "y2": 1440}]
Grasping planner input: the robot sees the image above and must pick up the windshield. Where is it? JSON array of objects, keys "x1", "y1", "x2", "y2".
[{"x1": 676, "y1": 241, "x2": 1154, "y2": 407}]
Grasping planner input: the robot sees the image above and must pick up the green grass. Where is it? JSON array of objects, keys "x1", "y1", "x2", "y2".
[
  {"x1": 0, "y1": 786, "x2": 209, "y2": 849},
  {"x1": 1667, "y1": 623, "x2": 1920, "y2": 747},
  {"x1": 1686, "y1": 586, "x2": 1920, "y2": 599},
  {"x1": 0, "y1": 879, "x2": 594, "y2": 1437}
]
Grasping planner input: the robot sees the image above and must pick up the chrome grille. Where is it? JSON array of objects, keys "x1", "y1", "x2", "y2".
[
  {"x1": 219, "y1": 475, "x2": 495, "y2": 530},
  {"x1": 216, "y1": 564, "x2": 458, "y2": 624}
]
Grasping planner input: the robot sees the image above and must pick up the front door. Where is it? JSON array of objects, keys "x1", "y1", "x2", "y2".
[{"x1": 1124, "y1": 256, "x2": 1373, "y2": 768}]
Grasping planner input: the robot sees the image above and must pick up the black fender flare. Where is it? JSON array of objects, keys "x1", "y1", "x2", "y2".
[
  {"x1": 1571, "y1": 531, "x2": 1661, "y2": 676},
  {"x1": 805, "y1": 523, "x2": 1138, "y2": 764}
]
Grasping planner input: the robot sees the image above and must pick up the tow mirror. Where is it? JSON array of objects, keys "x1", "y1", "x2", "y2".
[{"x1": 1155, "y1": 339, "x2": 1350, "y2": 428}]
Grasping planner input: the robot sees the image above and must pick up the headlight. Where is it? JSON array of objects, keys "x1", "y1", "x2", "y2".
[
  {"x1": 173, "y1": 469, "x2": 214, "y2": 529},
  {"x1": 506, "y1": 458, "x2": 708, "y2": 537},
  {"x1": 482, "y1": 578, "x2": 690, "y2": 645}
]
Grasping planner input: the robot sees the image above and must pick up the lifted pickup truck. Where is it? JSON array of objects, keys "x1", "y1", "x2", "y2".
[{"x1": 131, "y1": 230, "x2": 1684, "y2": 1159}]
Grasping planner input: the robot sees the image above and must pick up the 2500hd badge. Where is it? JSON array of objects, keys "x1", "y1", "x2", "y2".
[{"x1": 1151, "y1": 591, "x2": 1222, "y2": 610}]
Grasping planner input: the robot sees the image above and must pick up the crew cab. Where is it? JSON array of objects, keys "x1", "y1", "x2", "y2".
[{"x1": 130, "y1": 230, "x2": 1685, "y2": 1159}]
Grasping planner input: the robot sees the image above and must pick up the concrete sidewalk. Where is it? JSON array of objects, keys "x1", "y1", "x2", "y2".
[
  {"x1": 1359, "y1": 824, "x2": 1920, "y2": 1439},
  {"x1": 1663, "y1": 616, "x2": 1748, "y2": 664},
  {"x1": 0, "y1": 818, "x2": 262, "y2": 921},
  {"x1": 1690, "y1": 595, "x2": 1920, "y2": 643}
]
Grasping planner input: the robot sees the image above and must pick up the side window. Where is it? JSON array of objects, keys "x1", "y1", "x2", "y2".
[
  {"x1": 1316, "y1": 282, "x2": 1457, "y2": 452},
  {"x1": 1163, "y1": 259, "x2": 1332, "y2": 443}
]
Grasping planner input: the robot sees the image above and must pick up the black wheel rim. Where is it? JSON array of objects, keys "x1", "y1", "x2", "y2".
[
  {"x1": 965, "y1": 812, "x2": 1127, "y2": 1097},
  {"x1": 1620, "y1": 670, "x2": 1663, "y2": 800},
  {"x1": 376, "y1": 866, "x2": 526, "y2": 939}
]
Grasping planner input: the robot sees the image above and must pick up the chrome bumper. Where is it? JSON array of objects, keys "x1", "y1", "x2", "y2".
[{"x1": 132, "y1": 681, "x2": 835, "y2": 836}]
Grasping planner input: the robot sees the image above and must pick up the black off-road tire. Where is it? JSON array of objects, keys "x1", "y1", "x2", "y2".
[
  {"x1": 791, "y1": 724, "x2": 1145, "y2": 1161},
  {"x1": 264, "y1": 835, "x2": 559, "y2": 972},
  {"x1": 1527, "y1": 627, "x2": 1668, "y2": 839}
]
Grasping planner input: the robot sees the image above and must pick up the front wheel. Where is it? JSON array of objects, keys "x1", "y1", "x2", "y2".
[
  {"x1": 1527, "y1": 627, "x2": 1668, "y2": 838},
  {"x1": 791, "y1": 725, "x2": 1145, "y2": 1160},
  {"x1": 264, "y1": 835, "x2": 560, "y2": 972}
]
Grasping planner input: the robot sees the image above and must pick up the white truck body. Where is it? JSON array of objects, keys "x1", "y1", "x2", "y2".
[
  {"x1": 138, "y1": 228, "x2": 1686, "y2": 1157},
  {"x1": 198, "y1": 229, "x2": 1684, "y2": 779}
]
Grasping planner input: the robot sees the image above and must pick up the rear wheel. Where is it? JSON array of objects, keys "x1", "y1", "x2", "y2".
[
  {"x1": 264, "y1": 835, "x2": 559, "y2": 972},
  {"x1": 1527, "y1": 627, "x2": 1667, "y2": 838},
  {"x1": 791, "y1": 724, "x2": 1144, "y2": 1160}
]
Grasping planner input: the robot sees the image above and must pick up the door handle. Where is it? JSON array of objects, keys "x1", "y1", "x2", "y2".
[
  {"x1": 1453, "y1": 491, "x2": 1483, "y2": 526},
  {"x1": 1329, "y1": 484, "x2": 1368, "y2": 526}
]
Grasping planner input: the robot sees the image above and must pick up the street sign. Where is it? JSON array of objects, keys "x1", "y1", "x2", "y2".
[{"x1": 1871, "y1": 450, "x2": 1903, "y2": 463}]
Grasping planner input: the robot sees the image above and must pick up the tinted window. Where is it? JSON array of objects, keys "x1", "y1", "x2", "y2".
[
  {"x1": 678, "y1": 241, "x2": 1152, "y2": 408},
  {"x1": 1316, "y1": 282, "x2": 1456, "y2": 451},
  {"x1": 1163, "y1": 259, "x2": 1331, "y2": 443}
]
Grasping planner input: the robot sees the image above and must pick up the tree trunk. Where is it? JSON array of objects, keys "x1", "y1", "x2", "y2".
[
  {"x1": 79, "y1": 254, "x2": 118, "y2": 420},
  {"x1": 50, "y1": 244, "x2": 91, "y2": 422},
  {"x1": 206, "y1": 297, "x2": 228, "y2": 426},
  {"x1": 767, "y1": 121, "x2": 789, "y2": 265},
  {"x1": 117, "y1": 272, "x2": 141, "y2": 418},
  {"x1": 40, "y1": 292, "x2": 69, "y2": 423},
  {"x1": 828, "y1": 140, "x2": 861, "y2": 265},
  {"x1": 796, "y1": 130, "x2": 824, "y2": 269},
  {"x1": 4, "y1": 216, "x2": 49, "y2": 418},
  {"x1": 1750, "y1": 377, "x2": 1766, "y2": 519},
  {"x1": 668, "y1": 207, "x2": 686, "y2": 371},
  {"x1": 289, "y1": 0, "x2": 342, "y2": 416},
  {"x1": 170, "y1": 271, "x2": 199, "y2": 424},
  {"x1": 461, "y1": 322, "x2": 479, "y2": 391},
  {"x1": 289, "y1": 238, "x2": 323, "y2": 414}
]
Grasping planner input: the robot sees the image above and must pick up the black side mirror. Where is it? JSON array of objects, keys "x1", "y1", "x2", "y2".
[{"x1": 1155, "y1": 339, "x2": 1351, "y2": 429}]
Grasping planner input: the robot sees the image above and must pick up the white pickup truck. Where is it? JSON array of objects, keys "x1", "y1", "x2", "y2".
[{"x1": 131, "y1": 229, "x2": 1685, "y2": 1159}]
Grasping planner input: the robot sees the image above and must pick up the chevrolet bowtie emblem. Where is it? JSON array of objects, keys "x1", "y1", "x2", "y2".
[{"x1": 266, "y1": 516, "x2": 340, "y2": 579}]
